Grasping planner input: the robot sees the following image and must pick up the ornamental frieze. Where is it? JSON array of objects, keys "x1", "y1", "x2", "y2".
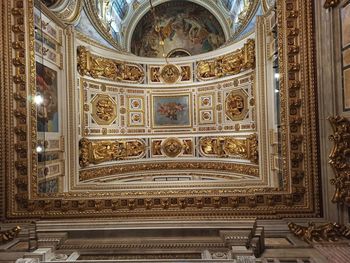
[
  {"x1": 199, "y1": 134, "x2": 258, "y2": 163},
  {"x1": 288, "y1": 222, "x2": 350, "y2": 243},
  {"x1": 79, "y1": 138, "x2": 146, "y2": 167},
  {"x1": 196, "y1": 39, "x2": 255, "y2": 81},
  {"x1": 77, "y1": 46, "x2": 145, "y2": 83}
]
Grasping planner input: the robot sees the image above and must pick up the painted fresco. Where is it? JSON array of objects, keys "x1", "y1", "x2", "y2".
[
  {"x1": 153, "y1": 95, "x2": 191, "y2": 127},
  {"x1": 36, "y1": 62, "x2": 59, "y2": 132},
  {"x1": 131, "y1": 1, "x2": 225, "y2": 57}
]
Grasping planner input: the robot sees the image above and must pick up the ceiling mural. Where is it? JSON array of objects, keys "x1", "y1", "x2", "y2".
[{"x1": 130, "y1": 1, "x2": 226, "y2": 57}]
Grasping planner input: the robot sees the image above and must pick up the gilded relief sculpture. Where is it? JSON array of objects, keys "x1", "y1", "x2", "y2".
[
  {"x1": 225, "y1": 90, "x2": 249, "y2": 121},
  {"x1": 196, "y1": 39, "x2": 255, "y2": 80},
  {"x1": 77, "y1": 46, "x2": 145, "y2": 83},
  {"x1": 91, "y1": 94, "x2": 117, "y2": 125},
  {"x1": 199, "y1": 134, "x2": 258, "y2": 163},
  {"x1": 79, "y1": 138, "x2": 146, "y2": 167},
  {"x1": 288, "y1": 222, "x2": 350, "y2": 243}
]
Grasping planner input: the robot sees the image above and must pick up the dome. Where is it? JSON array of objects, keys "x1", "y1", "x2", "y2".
[
  {"x1": 76, "y1": 0, "x2": 260, "y2": 55},
  {"x1": 130, "y1": 1, "x2": 226, "y2": 57}
]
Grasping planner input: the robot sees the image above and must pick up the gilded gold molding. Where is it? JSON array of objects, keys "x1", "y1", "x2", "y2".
[
  {"x1": 77, "y1": 46, "x2": 145, "y2": 83},
  {"x1": 328, "y1": 116, "x2": 350, "y2": 205},
  {"x1": 324, "y1": 0, "x2": 341, "y2": 9},
  {"x1": 196, "y1": 39, "x2": 255, "y2": 81},
  {"x1": 79, "y1": 161, "x2": 259, "y2": 181},
  {"x1": 288, "y1": 222, "x2": 350, "y2": 243},
  {"x1": 0, "y1": 226, "x2": 21, "y2": 244}
]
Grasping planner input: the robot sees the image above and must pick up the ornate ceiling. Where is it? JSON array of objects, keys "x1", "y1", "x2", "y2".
[{"x1": 0, "y1": 0, "x2": 320, "y2": 220}]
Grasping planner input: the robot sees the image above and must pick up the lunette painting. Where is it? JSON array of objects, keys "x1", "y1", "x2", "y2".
[
  {"x1": 131, "y1": 0, "x2": 225, "y2": 57},
  {"x1": 36, "y1": 61, "x2": 59, "y2": 132},
  {"x1": 152, "y1": 94, "x2": 191, "y2": 128}
]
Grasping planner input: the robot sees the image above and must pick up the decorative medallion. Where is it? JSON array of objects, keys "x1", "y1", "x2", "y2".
[
  {"x1": 160, "y1": 64, "x2": 181, "y2": 84},
  {"x1": 161, "y1": 137, "x2": 183, "y2": 157},
  {"x1": 225, "y1": 90, "x2": 248, "y2": 121},
  {"x1": 91, "y1": 94, "x2": 117, "y2": 125}
]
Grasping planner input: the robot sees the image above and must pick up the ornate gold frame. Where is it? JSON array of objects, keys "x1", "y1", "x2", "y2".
[{"x1": 1, "y1": 0, "x2": 321, "y2": 219}]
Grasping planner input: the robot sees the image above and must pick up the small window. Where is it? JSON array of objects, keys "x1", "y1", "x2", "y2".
[
  {"x1": 222, "y1": 0, "x2": 233, "y2": 11},
  {"x1": 112, "y1": 0, "x2": 128, "y2": 20}
]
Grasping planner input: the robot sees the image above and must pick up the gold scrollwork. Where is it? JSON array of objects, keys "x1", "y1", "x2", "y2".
[
  {"x1": 77, "y1": 46, "x2": 145, "y2": 83},
  {"x1": 288, "y1": 222, "x2": 350, "y2": 243},
  {"x1": 79, "y1": 138, "x2": 146, "y2": 167},
  {"x1": 199, "y1": 134, "x2": 258, "y2": 163},
  {"x1": 196, "y1": 39, "x2": 255, "y2": 80},
  {"x1": 328, "y1": 116, "x2": 350, "y2": 205}
]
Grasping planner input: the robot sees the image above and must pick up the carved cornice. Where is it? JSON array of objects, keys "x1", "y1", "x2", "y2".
[
  {"x1": 328, "y1": 116, "x2": 350, "y2": 206},
  {"x1": 324, "y1": 0, "x2": 341, "y2": 9},
  {"x1": 288, "y1": 222, "x2": 350, "y2": 243}
]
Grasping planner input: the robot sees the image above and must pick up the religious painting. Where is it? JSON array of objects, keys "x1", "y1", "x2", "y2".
[
  {"x1": 36, "y1": 62, "x2": 59, "y2": 132},
  {"x1": 341, "y1": 2, "x2": 350, "y2": 48},
  {"x1": 131, "y1": 1, "x2": 225, "y2": 58},
  {"x1": 152, "y1": 94, "x2": 191, "y2": 128}
]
